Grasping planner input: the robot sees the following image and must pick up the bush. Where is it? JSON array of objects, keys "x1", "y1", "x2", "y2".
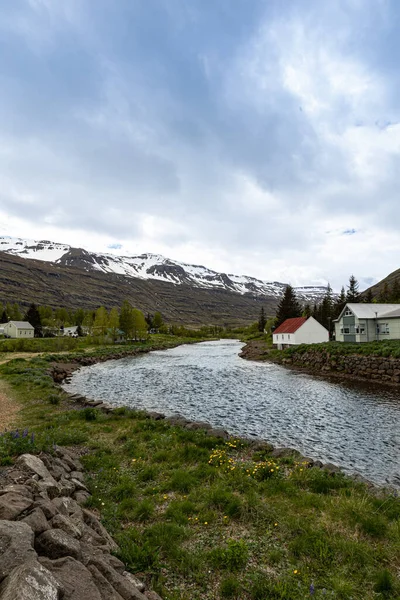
[{"x1": 209, "y1": 539, "x2": 249, "y2": 571}]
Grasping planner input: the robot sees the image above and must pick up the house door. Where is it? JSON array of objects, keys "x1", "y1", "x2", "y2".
[{"x1": 343, "y1": 334, "x2": 356, "y2": 342}]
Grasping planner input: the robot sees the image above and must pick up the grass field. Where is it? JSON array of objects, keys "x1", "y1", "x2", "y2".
[{"x1": 0, "y1": 339, "x2": 399, "y2": 599}]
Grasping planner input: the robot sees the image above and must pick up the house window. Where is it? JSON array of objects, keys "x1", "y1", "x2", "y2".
[
  {"x1": 282, "y1": 335, "x2": 284, "y2": 339},
  {"x1": 343, "y1": 327, "x2": 350, "y2": 334},
  {"x1": 288, "y1": 334, "x2": 290, "y2": 339},
  {"x1": 381, "y1": 323, "x2": 390, "y2": 334},
  {"x1": 344, "y1": 309, "x2": 353, "y2": 316}
]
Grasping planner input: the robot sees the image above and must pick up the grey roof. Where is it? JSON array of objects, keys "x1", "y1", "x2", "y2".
[
  {"x1": 338, "y1": 303, "x2": 400, "y2": 320},
  {"x1": 7, "y1": 321, "x2": 34, "y2": 329}
]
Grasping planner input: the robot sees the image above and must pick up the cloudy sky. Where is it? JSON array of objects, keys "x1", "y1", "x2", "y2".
[{"x1": 1, "y1": 0, "x2": 400, "y2": 290}]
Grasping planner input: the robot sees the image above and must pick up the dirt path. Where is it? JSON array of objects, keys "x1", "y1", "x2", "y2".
[{"x1": 0, "y1": 378, "x2": 20, "y2": 432}]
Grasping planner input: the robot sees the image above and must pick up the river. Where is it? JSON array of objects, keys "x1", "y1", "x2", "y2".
[{"x1": 66, "y1": 339, "x2": 400, "y2": 488}]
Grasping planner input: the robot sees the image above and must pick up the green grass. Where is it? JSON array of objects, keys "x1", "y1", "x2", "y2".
[
  {"x1": 0, "y1": 348, "x2": 399, "y2": 599},
  {"x1": 273, "y1": 339, "x2": 400, "y2": 360}
]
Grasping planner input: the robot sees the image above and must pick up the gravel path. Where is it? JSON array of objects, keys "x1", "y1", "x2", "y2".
[{"x1": 0, "y1": 379, "x2": 19, "y2": 432}]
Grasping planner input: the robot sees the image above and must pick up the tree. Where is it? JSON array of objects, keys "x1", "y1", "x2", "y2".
[
  {"x1": 257, "y1": 307, "x2": 267, "y2": 333},
  {"x1": 303, "y1": 304, "x2": 312, "y2": 318},
  {"x1": 120, "y1": 301, "x2": 134, "y2": 340},
  {"x1": 333, "y1": 286, "x2": 346, "y2": 319},
  {"x1": 364, "y1": 288, "x2": 373, "y2": 303},
  {"x1": 132, "y1": 309, "x2": 147, "y2": 341},
  {"x1": 391, "y1": 279, "x2": 400, "y2": 303},
  {"x1": 93, "y1": 306, "x2": 109, "y2": 338},
  {"x1": 108, "y1": 307, "x2": 120, "y2": 343},
  {"x1": 24, "y1": 303, "x2": 42, "y2": 337},
  {"x1": 74, "y1": 308, "x2": 85, "y2": 326},
  {"x1": 275, "y1": 285, "x2": 302, "y2": 327},
  {"x1": 0, "y1": 309, "x2": 7, "y2": 324},
  {"x1": 378, "y1": 282, "x2": 391, "y2": 303},
  {"x1": 145, "y1": 313, "x2": 154, "y2": 330},
  {"x1": 346, "y1": 275, "x2": 360, "y2": 303},
  {"x1": 153, "y1": 311, "x2": 163, "y2": 332}
]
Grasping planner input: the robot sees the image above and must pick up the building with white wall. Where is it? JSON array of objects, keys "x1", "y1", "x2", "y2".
[
  {"x1": 334, "y1": 303, "x2": 400, "y2": 343},
  {"x1": 273, "y1": 316, "x2": 329, "y2": 349},
  {"x1": 3, "y1": 321, "x2": 34, "y2": 338}
]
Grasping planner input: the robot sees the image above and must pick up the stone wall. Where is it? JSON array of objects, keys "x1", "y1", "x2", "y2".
[
  {"x1": 0, "y1": 447, "x2": 162, "y2": 600},
  {"x1": 280, "y1": 350, "x2": 400, "y2": 385}
]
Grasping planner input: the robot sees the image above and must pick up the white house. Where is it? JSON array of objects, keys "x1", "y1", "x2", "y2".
[
  {"x1": 273, "y1": 316, "x2": 329, "y2": 349},
  {"x1": 334, "y1": 303, "x2": 400, "y2": 343},
  {"x1": 3, "y1": 321, "x2": 34, "y2": 339},
  {"x1": 62, "y1": 326, "x2": 79, "y2": 337}
]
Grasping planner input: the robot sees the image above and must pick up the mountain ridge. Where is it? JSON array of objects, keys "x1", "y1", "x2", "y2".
[{"x1": 0, "y1": 236, "x2": 328, "y2": 304}]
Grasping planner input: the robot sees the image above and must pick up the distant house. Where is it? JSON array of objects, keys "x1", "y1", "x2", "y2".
[
  {"x1": 273, "y1": 316, "x2": 329, "y2": 350},
  {"x1": 3, "y1": 321, "x2": 34, "y2": 339},
  {"x1": 63, "y1": 326, "x2": 79, "y2": 337},
  {"x1": 334, "y1": 303, "x2": 400, "y2": 343},
  {"x1": 0, "y1": 326, "x2": 5, "y2": 336}
]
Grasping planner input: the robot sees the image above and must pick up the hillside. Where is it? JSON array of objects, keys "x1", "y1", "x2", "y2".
[
  {"x1": 0, "y1": 236, "x2": 330, "y2": 325},
  {"x1": 362, "y1": 267, "x2": 400, "y2": 300}
]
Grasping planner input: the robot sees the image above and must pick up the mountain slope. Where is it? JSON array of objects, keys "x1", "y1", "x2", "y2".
[{"x1": 0, "y1": 236, "x2": 328, "y2": 304}]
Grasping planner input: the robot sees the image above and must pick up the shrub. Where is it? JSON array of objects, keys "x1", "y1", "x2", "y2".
[
  {"x1": 209, "y1": 539, "x2": 249, "y2": 571},
  {"x1": 219, "y1": 576, "x2": 241, "y2": 599}
]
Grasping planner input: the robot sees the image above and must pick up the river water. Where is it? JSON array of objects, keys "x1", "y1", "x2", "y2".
[{"x1": 66, "y1": 340, "x2": 400, "y2": 488}]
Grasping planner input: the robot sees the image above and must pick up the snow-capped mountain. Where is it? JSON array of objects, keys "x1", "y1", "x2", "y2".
[{"x1": 0, "y1": 236, "x2": 329, "y2": 303}]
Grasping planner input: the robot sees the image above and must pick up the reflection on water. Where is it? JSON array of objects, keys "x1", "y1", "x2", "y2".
[{"x1": 66, "y1": 340, "x2": 400, "y2": 488}]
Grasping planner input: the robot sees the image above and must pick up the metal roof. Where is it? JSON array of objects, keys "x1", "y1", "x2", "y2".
[
  {"x1": 6, "y1": 321, "x2": 34, "y2": 328},
  {"x1": 274, "y1": 317, "x2": 307, "y2": 334},
  {"x1": 338, "y1": 304, "x2": 400, "y2": 320}
]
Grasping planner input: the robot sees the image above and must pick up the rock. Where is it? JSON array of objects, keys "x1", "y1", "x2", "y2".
[
  {"x1": 73, "y1": 491, "x2": 91, "y2": 505},
  {"x1": 87, "y1": 564, "x2": 125, "y2": 600},
  {"x1": 35, "y1": 529, "x2": 82, "y2": 561},
  {"x1": 16, "y1": 454, "x2": 57, "y2": 482},
  {"x1": 270, "y1": 447, "x2": 301, "y2": 459},
  {"x1": 54, "y1": 457, "x2": 72, "y2": 473},
  {"x1": 185, "y1": 421, "x2": 212, "y2": 430},
  {"x1": 39, "y1": 556, "x2": 102, "y2": 600},
  {"x1": 69, "y1": 471, "x2": 84, "y2": 483},
  {"x1": 145, "y1": 592, "x2": 164, "y2": 600},
  {"x1": 108, "y1": 556, "x2": 125, "y2": 574},
  {"x1": 0, "y1": 484, "x2": 33, "y2": 499},
  {"x1": 123, "y1": 572, "x2": 146, "y2": 593},
  {"x1": 22, "y1": 507, "x2": 50, "y2": 534},
  {"x1": 81, "y1": 524, "x2": 110, "y2": 548},
  {"x1": 0, "y1": 492, "x2": 33, "y2": 520},
  {"x1": 88, "y1": 557, "x2": 147, "y2": 600},
  {"x1": 33, "y1": 499, "x2": 58, "y2": 520},
  {"x1": 70, "y1": 478, "x2": 89, "y2": 492},
  {"x1": 146, "y1": 412, "x2": 165, "y2": 420},
  {"x1": 207, "y1": 428, "x2": 229, "y2": 440},
  {"x1": 0, "y1": 560, "x2": 63, "y2": 600},
  {"x1": 51, "y1": 514, "x2": 84, "y2": 539},
  {"x1": 82, "y1": 509, "x2": 119, "y2": 552},
  {"x1": 4, "y1": 470, "x2": 29, "y2": 484},
  {"x1": 323, "y1": 463, "x2": 342, "y2": 474},
  {"x1": 0, "y1": 520, "x2": 37, "y2": 582},
  {"x1": 58, "y1": 477, "x2": 76, "y2": 497}
]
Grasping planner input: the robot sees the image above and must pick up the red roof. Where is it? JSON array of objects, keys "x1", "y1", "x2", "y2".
[{"x1": 274, "y1": 317, "x2": 307, "y2": 334}]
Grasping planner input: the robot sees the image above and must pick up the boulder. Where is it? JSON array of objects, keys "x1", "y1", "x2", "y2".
[
  {"x1": 33, "y1": 499, "x2": 58, "y2": 520},
  {"x1": 16, "y1": 454, "x2": 57, "y2": 482},
  {"x1": 0, "y1": 491, "x2": 33, "y2": 520},
  {"x1": 123, "y1": 572, "x2": 146, "y2": 593},
  {"x1": 73, "y1": 491, "x2": 90, "y2": 505},
  {"x1": 88, "y1": 557, "x2": 147, "y2": 600},
  {"x1": 0, "y1": 560, "x2": 63, "y2": 600},
  {"x1": 51, "y1": 514, "x2": 84, "y2": 539},
  {"x1": 0, "y1": 484, "x2": 33, "y2": 499},
  {"x1": 207, "y1": 428, "x2": 229, "y2": 440},
  {"x1": 35, "y1": 529, "x2": 82, "y2": 561},
  {"x1": 39, "y1": 556, "x2": 102, "y2": 600},
  {"x1": 82, "y1": 509, "x2": 119, "y2": 552},
  {"x1": 87, "y1": 564, "x2": 125, "y2": 600},
  {"x1": 22, "y1": 507, "x2": 50, "y2": 534},
  {"x1": 0, "y1": 520, "x2": 37, "y2": 582}
]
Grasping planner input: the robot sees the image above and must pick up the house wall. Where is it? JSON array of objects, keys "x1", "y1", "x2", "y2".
[
  {"x1": 335, "y1": 316, "x2": 400, "y2": 343},
  {"x1": 273, "y1": 332, "x2": 296, "y2": 348},
  {"x1": 4, "y1": 323, "x2": 34, "y2": 338},
  {"x1": 296, "y1": 318, "x2": 329, "y2": 344}
]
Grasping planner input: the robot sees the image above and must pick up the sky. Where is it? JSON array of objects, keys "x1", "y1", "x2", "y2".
[{"x1": 1, "y1": 0, "x2": 400, "y2": 291}]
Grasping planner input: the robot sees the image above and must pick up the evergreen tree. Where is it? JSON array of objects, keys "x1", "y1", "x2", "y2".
[
  {"x1": 346, "y1": 275, "x2": 360, "y2": 302},
  {"x1": 364, "y1": 289, "x2": 373, "y2": 303},
  {"x1": 275, "y1": 285, "x2": 302, "y2": 327},
  {"x1": 145, "y1": 313, "x2": 154, "y2": 330},
  {"x1": 74, "y1": 308, "x2": 85, "y2": 326},
  {"x1": 391, "y1": 278, "x2": 400, "y2": 303},
  {"x1": 303, "y1": 304, "x2": 311, "y2": 318},
  {"x1": 333, "y1": 286, "x2": 346, "y2": 319},
  {"x1": 108, "y1": 307, "x2": 120, "y2": 343},
  {"x1": 24, "y1": 303, "x2": 42, "y2": 337},
  {"x1": 153, "y1": 311, "x2": 163, "y2": 332},
  {"x1": 76, "y1": 324, "x2": 83, "y2": 337},
  {"x1": 316, "y1": 283, "x2": 333, "y2": 333},
  {"x1": 258, "y1": 307, "x2": 267, "y2": 332},
  {"x1": 120, "y1": 300, "x2": 134, "y2": 340},
  {"x1": 378, "y1": 282, "x2": 391, "y2": 303},
  {"x1": 0, "y1": 309, "x2": 7, "y2": 324}
]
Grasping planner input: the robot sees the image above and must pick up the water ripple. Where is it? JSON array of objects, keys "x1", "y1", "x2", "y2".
[{"x1": 66, "y1": 340, "x2": 400, "y2": 488}]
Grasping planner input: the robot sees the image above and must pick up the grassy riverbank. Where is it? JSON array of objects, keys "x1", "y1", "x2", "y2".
[{"x1": 0, "y1": 341, "x2": 399, "y2": 599}]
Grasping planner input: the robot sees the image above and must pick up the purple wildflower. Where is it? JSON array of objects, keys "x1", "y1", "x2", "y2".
[
  {"x1": 30, "y1": 432, "x2": 35, "y2": 444},
  {"x1": 310, "y1": 582, "x2": 315, "y2": 595},
  {"x1": 22, "y1": 429, "x2": 28, "y2": 438}
]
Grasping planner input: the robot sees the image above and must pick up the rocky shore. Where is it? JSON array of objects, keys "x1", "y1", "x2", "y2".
[
  {"x1": 0, "y1": 446, "x2": 162, "y2": 600},
  {"x1": 239, "y1": 340, "x2": 400, "y2": 387}
]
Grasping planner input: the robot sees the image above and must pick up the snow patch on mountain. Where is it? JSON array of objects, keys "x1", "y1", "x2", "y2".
[{"x1": 0, "y1": 236, "x2": 329, "y2": 302}]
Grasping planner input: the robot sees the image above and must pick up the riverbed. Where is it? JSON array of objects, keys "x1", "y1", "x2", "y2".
[{"x1": 66, "y1": 339, "x2": 400, "y2": 488}]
